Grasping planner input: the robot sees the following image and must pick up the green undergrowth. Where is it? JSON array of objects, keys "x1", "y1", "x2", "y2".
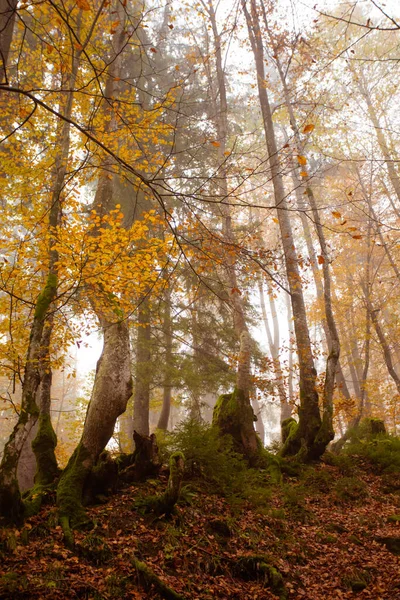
[
  {"x1": 157, "y1": 419, "x2": 277, "y2": 507},
  {"x1": 343, "y1": 432, "x2": 400, "y2": 474}
]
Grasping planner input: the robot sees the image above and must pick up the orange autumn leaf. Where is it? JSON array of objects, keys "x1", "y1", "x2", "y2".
[
  {"x1": 331, "y1": 211, "x2": 341, "y2": 218},
  {"x1": 211, "y1": 141, "x2": 221, "y2": 147},
  {"x1": 317, "y1": 255, "x2": 325, "y2": 264},
  {"x1": 76, "y1": 0, "x2": 90, "y2": 10},
  {"x1": 297, "y1": 155, "x2": 307, "y2": 166},
  {"x1": 302, "y1": 123, "x2": 315, "y2": 133}
]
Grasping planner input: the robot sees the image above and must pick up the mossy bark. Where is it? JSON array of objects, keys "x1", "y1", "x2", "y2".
[
  {"x1": 145, "y1": 452, "x2": 184, "y2": 516},
  {"x1": 57, "y1": 319, "x2": 132, "y2": 546},
  {"x1": 0, "y1": 274, "x2": 57, "y2": 524},
  {"x1": 131, "y1": 556, "x2": 185, "y2": 599},
  {"x1": 57, "y1": 442, "x2": 94, "y2": 547},
  {"x1": 32, "y1": 408, "x2": 58, "y2": 487},
  {"x1": 213, "y1": 387, "x2": 261, "y2": 464}
]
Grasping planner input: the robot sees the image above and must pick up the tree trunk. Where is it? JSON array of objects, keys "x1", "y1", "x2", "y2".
[
  {"x1": 0, "y1": 12, "x2": 94, "y2": 523},
  {"x1": 262, "y1": 18, "x2": 340, "y2": 452},
  {"x1": 157, "y1": 289, "x2": 173, "y2": 431},
  {"x1": 133, "y1": 299, "x2": 152, "y2": 437},
  {"x1": 243, "y1": 0, "x2": 321, "y2": 459},
  {"x1": 204, "y1": 2, "x2": 260, "y2": 459},
  {"x1": 57, "y1": 4, "x2": 134, "y2": 542},
  {"x1": 0, "y1": 0, "x2": 18, "y2": 83},
  {"x1": 57, "y1": 320, "x2": 132, "y2": 539}
]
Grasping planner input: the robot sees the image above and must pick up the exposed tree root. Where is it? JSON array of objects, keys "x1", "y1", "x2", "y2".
[{"x1": 131, "y1": 556, "x2": 185, "y2": 600}]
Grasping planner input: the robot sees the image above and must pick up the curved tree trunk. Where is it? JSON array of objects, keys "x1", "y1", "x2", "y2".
[{"x1": 57, "y1": 319, "x2": 132, "y2": 539}]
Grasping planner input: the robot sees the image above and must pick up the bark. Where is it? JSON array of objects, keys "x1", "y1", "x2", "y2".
[
  {"x1": 0, "y1": 10, "x2": 98, "y2": 522},
  {"x1": 363, "y1": 294, "x2": 400, "y2": 397},
  {"x1": 243, "y1": 0, "x2": 321, "y2": 459},
  {"x1": 261, "y1": 17, "x2": 340, "y2": 451},
  {"x1": 0, "y1": 0, "x2": 17, "y2": 83},
  {"x1": 285, "y1": 292, "x2": 295, "y2": 407},
  {"x1": 57, "y1": 4, "x2": 134, "y2": 541},
  {"x1": 157, "y1": 289, "x2": 173, "y2": 431},
  {"x1": 57, "y1": 320, "x2": 132, "y2": 539},
  {"x1": 31, "y1": 317, "x2": 58, "y2": 487},
  {"x1": 145, "y1": 452, "x2": 184, "y2": 516},
  {"x1": 132, "y1": 299, "x2": 151, "y2": 437},
  {"x1": 119, "y1": 431, "x2": 161, "y2": 483}
]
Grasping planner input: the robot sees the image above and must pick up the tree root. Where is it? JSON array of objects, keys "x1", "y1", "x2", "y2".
[{"x1": 131, "y1": 556, "x2": 185, "y2": 600}]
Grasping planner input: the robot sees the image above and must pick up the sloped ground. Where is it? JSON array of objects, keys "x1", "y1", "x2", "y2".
[{"x1": 0, "y1": 460, "x2": 399, "y2": 600}]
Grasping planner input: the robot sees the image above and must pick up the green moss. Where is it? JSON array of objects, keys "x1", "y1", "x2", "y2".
[
  {"x1": 32, "y1": 413, "x2": 59, "y2": 486},
  {"x1": 34, "y1": 273, "x2": 57, "y2": 321},
  {"x1": 213, "y1": 388, "x2": 261, "y2": 464},
  {"x1": 141, "y1": 452, "x2": 184, "y2": 516},
  {"x1": 56, "y1": 442, "x2": 93, "y2": 547},
  {"x1": 280, "y1": 419, "x2": 299, "y2": 457},
  {"x1": 131, "y1": 556, "x2": 185, "y2": 599},
  {"x1": 281, "y1": 418, "x2": 297, "y2": 444},
  {"x1": 233, "y1": 555, "x2": 286, "y2": 598},
  {"x1": 387, "y1": 514, "x2": 400, "y2": 523}
]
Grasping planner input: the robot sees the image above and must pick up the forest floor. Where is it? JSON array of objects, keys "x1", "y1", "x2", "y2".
[{"x1": 1, "y1": 456, "x2": 400, "y2": 600}]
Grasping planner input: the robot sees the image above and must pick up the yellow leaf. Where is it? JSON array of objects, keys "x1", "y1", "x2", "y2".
[
  {"x1": 76, "y1": 0, "x2": 90, "y2": 10},
  {"x1": 272, "y1": 217, "x2": 279, "y2": 224},
  {"x1": 302, "y1": 124, "x2": 315, "y2": 133},
  {"x1": 297, "y1": 155, "x2": 307, "y2": 166}
]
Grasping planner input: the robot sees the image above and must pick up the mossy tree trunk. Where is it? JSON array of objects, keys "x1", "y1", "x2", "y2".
[
  {"x1": 0, "y1": 273, "x2": 57, "y2": 523},
  {"x1": 0, "y1": 16, "x2": 92, "y2": 522},
  {"x1": 57, "y1": 8, "x2": 134, "y2": 541},
  {"x1": 57, "y1": 319, "x2": 132, "y2": 537},
  {"x1": 31, "y1": 318, "x2": 59, "y2": 487},
  {"x1": 261, "y1": 10, "x2": 340, "y2": 453}
]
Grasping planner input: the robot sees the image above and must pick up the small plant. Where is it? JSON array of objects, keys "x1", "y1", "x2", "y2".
[{"x1": 334, "y1": 477, "x2": 368, "y2": 502}]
